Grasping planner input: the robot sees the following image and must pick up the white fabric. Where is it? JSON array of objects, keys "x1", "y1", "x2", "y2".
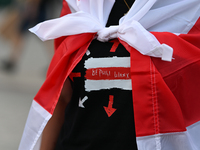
[
  {"x1": 27, "y1": 0, "x2": 196, "y2": 61},
  {"x1": 18, "y1": 100, "x2": 51, "y2": 150},
  {"x1": 187, "y1": 121, "x2": 200, "y2": 149},
  {"x1": 137, "y1": 132, "x2": 193, "y2": 150},
  {"x1": 136, "y1": 121, "x2": 200, "y2": 150},
  {"x1": 137, "y1": 122, "x2": 200, "y2": 150},
  {"x1": 143, "y1": 0, "x2": 200, "y2": 33},
  {"x1": 96, "y1": 21, "x2": 173, "y2": 61},
  {"x1": 29, "y1": 0, "x2": 200, "y2": 61},
  {"x1": 20, "y1": 1, "x2": 200, "y2": 150}
]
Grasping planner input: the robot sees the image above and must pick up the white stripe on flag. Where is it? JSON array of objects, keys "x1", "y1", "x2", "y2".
[
  {"x1": 18, "y1": 100, "x2": 51, "y2": 150},
  {"x1": 186, "y1": 121, "x2": 200, "y2": 149},
  {"x1": 136, "y1": 121, "x2": 200, "y2": 150}
]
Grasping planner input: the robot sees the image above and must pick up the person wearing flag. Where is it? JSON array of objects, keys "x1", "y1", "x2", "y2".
[{"x1": 19, "y1": 0, "x2": 200, "y2": 150}]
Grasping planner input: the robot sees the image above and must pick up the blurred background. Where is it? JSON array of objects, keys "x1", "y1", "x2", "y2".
[{"x1": 0, "y1": 0, "x2": 62, "y2": 149}]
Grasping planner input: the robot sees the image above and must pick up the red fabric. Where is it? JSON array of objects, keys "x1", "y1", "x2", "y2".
[
  {"x1": 151, "y1": 17, "x2": 200, "y2": 129},
  {"x1": 35, "y1": 1, "x2": 91, "y2": 114},
  {"x1": 188, "y1": 17, "x2": 200, "y2": 34},
  {"x1": 35, "y1": 1, "x2": 200, "y2": 137},
  {"x1": 35, "y1": 33, "x2": 95, "y2": 114},
  {"x1": 152, "y1": 31, "x2": 200, "y2": 128},
  {"x1": 120, "y1": 39, "x2": 186, "y2": 137},
  {"x1": 120, "y1": 18, "x2": 200, "y2": 137},
  {"x1": 54, "y1": 0, "x2": 71, "y2": 51}
]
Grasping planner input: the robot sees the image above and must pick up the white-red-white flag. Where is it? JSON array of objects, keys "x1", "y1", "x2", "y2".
[{"x1": 19, "y1": 0, "x2": 200, "y2": 150}]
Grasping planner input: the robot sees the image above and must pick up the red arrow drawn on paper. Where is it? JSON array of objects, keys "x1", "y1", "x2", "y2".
[
  {"x1": 104, "y1": 95, "x2": 117, "y2": 117},
  {"x1": 69, "y1": 72, "x2": 81, "y2": 81},
  {"x1": 109, "y1": 39, "x2": 120, "y2": 52}
]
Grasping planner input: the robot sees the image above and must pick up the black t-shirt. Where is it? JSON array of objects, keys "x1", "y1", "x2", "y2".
[{"x1": 56, "y1": 1, "x2": 137, "y2": 150}]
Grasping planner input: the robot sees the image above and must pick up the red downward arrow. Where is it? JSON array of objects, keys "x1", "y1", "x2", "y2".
[
  {"x1": 110, "y1": 39, "x2": 120, "y2": 52},
  {"x1": 104, "y1": 95, "x2": 117, "y2": 117}
]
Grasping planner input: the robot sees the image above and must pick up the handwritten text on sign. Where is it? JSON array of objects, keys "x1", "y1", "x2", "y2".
[{"x1": 85, "y1": 67, "x2": 130, "y2": 80}]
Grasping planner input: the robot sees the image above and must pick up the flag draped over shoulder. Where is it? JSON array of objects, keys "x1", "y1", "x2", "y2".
[{"x1": 19, "y1": 0, "x2": 200, "y2": 150}]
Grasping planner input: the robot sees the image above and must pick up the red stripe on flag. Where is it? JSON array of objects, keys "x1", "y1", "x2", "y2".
[
  {"x1": 152, "y1": 31, "x2": 200, "y2": 128},
  {"x1": 85, "y1": 67, "x2": 130, "y2": 80},
  {"x1": 36, "y1": 33, "x2": 95, "y2": 114},
  {"x1": 54, "y1": 0, "x2": 72, "y2": 51},
  {"x1": 120, "y1": 38, "x2": 187, "y2": 137},
  {"x1": 60, "y1": 0, "x2": 71, "y2": 17},
  {"x1": 188, "y1": 17, "x2": 200, "y2": 34}
]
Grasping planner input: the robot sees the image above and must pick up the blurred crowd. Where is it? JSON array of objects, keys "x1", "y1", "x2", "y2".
[{"x1": 0, "y1": 0, "x2": 61, "y2": 73}]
